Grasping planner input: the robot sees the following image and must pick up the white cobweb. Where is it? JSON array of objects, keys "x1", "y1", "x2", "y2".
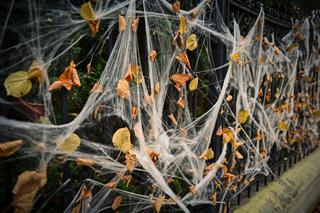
[{"x1": 0, "y1": 0, "x2": 319, "y2": 212}]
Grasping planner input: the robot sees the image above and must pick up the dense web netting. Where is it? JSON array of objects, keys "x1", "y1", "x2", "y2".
[{"x1": 0, "y1": 0, "x2": 319, "y2": 212}]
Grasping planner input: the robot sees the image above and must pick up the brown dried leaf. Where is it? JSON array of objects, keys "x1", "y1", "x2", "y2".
[
  {"x1": 12, "y1": 167, "x2": 47, "y2": 213},
  {"x1": 131, "y1": 17, "x2": 139, "y2": 32},
  {"x1": 172, "y1": 0, "x2": 180, "y2": 14},
  {"x1": 112, "y1": 196, "x2": 122, "y2": 210},
  {"x1": 76, "y1": 158, "x2": 96, "y2": 167},
  {"x1": 0, "y1": 140, "x2": 24, "y2": 157},
  {"x1": 117, "y1": 79, "x2": 130, "y2": 99},
  {"x1": 177, "y1": 98, "x2": 185, "y2": 109},
  {"x1": 176, "y1": 52, "x2": 191, "y2": 69},
  {"x1": 155, "y1": 195, "x2": 164, "y2": 213},
  {"x1": 179, "y1": 16, "x2": 188, "y2": 34},
  {"x1": 172, "y1": 31, "x2": 185, "y2": 49},
  {"x1": 125, "y1": 151, "x2": 137, "y2": 173},
  {"x1": 131, "y1": 106, "x2": 138, "y2": 119},
  {"x1": 72, "y1": 186, "x2": 92, "y2": 213},
  {"x1": 168, "y1": 113, "x2": 178, "y2": 126},
  {"x1": 119, "y1": 15, "x2": 126, "y2": 32}
]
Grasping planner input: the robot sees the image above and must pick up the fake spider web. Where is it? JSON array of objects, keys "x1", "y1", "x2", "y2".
[{"x1": 0, "y1": 0, "x2": 319, "y2": 212}]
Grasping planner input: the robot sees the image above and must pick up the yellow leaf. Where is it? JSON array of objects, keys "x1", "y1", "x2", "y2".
[
  {"x1": 155, "y1": 195, "x2": 165, "y2": 213},
  {"x1": 179, "y1": 16, "x2": 188, "y2": 34},
  {"x1": 149, "y1": 50, "x2": 157, "y2": 62},
  {"x1": 238, "y1": 110, "x2": 249, "y2": 124},
  {"x1": 230, "y1": 52, "x2": 241, "y2": 64},
  {"x1": 4, "y1": 71, "x2": 32, "y2": 98},
  {"x1": 278, "y1": 121, "x2": 288, "y2": 131},
  {"x1": 176, "y1": 52, "x2": 191, "y2": 69},
  {"x1": 186, "y1": 34, "x2": 197, "y2": 51},
  {"x1": 189, "y1": 77, "x2": 198, "y2": 91},
  {"x1": 199, "y1": 148, "x2": 214, "y2": 160},
  {"x1": 118, "y1": 15, "x2": 126, "y2": 32},
  {"x1": 80, "y1": 2, "x2": 96, "y2": 21},
  {"x1": 112, "y1": 127, "x2": 132, "y2": 154},
  {"x1": 0, "y1": 140, "x2": 24, "y2": 157},
  {"x1": 56, "y1": 133, "x2": 81, "y2": 154},
  {"x1": 112, "y1": 196, "x2": 122, "y2": 210},
  {"x1": 12, "y1": 167, "x2": 47, "y2": 213},
  {"x1": 226, "y1": 95, "x2": 233, "y2": 102},
  {"x1": 223, "y1": 128, "x2": 233, "y2": 144},
  {"x1": 235, "y1": 151, "x2": 243, "y2": 159}
]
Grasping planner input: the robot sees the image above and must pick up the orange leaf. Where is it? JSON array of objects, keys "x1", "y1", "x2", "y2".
[
  {"x1": 87, "y1": 20, "x2": 100, "y2": 37},
  {"x1": 177, "y1": 97, "x2": 185, "y2": 109},
  {"x1": 176, "y1": 52, "x2": 191, "y2": 69},
  {"x1": 172, "y1": 0, "x2": 180, "y2": 14},
  {"x1": 117, "y1": 79, "x2": 130, "y2": 99},
  {"x1": 131, "y1": 106, "x2": 138, "y2": 119},
  {"x1": 155, "y1": 82, "x2": 160, "y2": 94},
  {"x1": 168, "y1": 113, "x2": 178, "y2": 126},
  {"x1": 72, "y1": 186, "x2": 92, "y2": 213},
  {"x1": 131, "y1": 17, "x2": 139, "y2": 32},
  {"x1": 155, "y1": 195, "x2": 164, "y2": 213},
  {"x1": 0, "y1": 140, "x2": 24, "y2": 157},
  {"x1": 48, "y1": 81, "x2": 64, "y2": 92},
  {"x1": 170, "y1": 73, "x2": 193, "y2": 86},
  {"x1": 112, "y1": 196, "x2": 122, "y2": 210},
  {"x1": 105, "y1": 181, "x2": 117, "y2": 189},
  {"x1": 76, "y1": 158, "x2": 96, "y2": 167},
  {"x1": 149, "y1": 50, "x2": 157, "y2": 62},
  {"x1": 119, "y1": 15, "x2": 126, "y2": 32}
]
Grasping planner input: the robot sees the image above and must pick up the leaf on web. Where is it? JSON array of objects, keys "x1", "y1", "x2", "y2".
[
  {"x1": 131, "y1": 106, "x2": 138, "y2": 119},
  {"x1": 49, "y1": 61, "x2": 81, "y2": 92},
  {"x1": 56, "y1": 133, "x2": 81, "y2": 154},
  {"x1": 149, "y1": 50, "x2": 157, "y2": 62},
  {"x1": 4, "y1": 71, "x2": 32, "y2": 98},
  {"x1": 28, "y1": 60, "x2": 44, "y2": 88},
  {"x1": 125, "y1": 151, "x2": 137, "y2": 173},
  {"x1": 119, "y1": 15, "x2": 126, "y2": 32},
  {"x1": 112, "y1": 196, "x2": 122, "y2": 210},
  {"x1": 105, "y1": 181, "x2": 117, "y2": 189},
  {"x1": 90, "y1": 82, "x2": 104, "y2": 93},
  {"x1": 155, "y1": 82, "x2": 160, "y2": 94},
  {"x1": 176, "y1": 52, "x2": 191, "y2": 69},
  {"x1": 191, "y1": 7, "x2": 201, "y2": 20},
  {"x1": 172, "y1": 0, "x2": 180, "y2": 14},
  {"x1": 134, "y1": 122, "x2": 144, "y2": 139},
  {"x1": 226, "y1": 95, "x2": 233, "y2": 102},
  {"x1": 170, "y1": 73, "x2": 193, "y2": 87},
  {"x1": 186, "y1": 34, "x2": 198, "y2": 51},
  {"x1": 87, "y1": 20, "x2": 100, "y2": 37},
  {"x1": 173, "y1": 31, "x2": 184, "y2": 49},
  {"x1": 238, "y1": 110, "x2": 249, "y2": 124},
  {"x1": 117, "y1": 79, "x2": 131, "y2": 99},
  {"x1": 235, "y1": 151, "x2": 243, "y2": 159},
  {"x1": 199, "y1": 148, "x2": 214, "y2": 160},
  {"x1": 155, "y1": 195, "x2": 164, "y2": 213},
  {"x1": 168, "y1": 113, "x2": 178, "y2": 126},
  {"x1": 76, "y1": 158, "x2": 96, "y2": 167},
  {"x1": 0, "y1": 140, "x2": 24, "y2": 157},
  {"x1": 12, "y1": 166, "x2": 47, "y2": 213},
  {"x1": 278, "y1": 121, "x2": 288, "y2": 131},
  {"x1": 112, "y1": 127, "x2": 132, "y2": 154},
  {"x1": 177, "y1": 98, "x2": 185, "y2": 109},
  {"x1": 179, "y1": 16, "x2": 188, "y2": 34},
  {"x1": 72, "y1": 186, "x2": 92, "y2": 213},
  {"x1": 189, "y1": 77, "x2": 198, "y2": 91},
  {"x1": 131, "y1": 17, "x2": 139, "y2": 32},
  {"x1": 80, "y1": 2, "x2": 96, "y2": 21}
]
